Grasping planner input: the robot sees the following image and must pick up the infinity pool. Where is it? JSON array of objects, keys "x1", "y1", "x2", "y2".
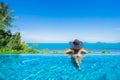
[{"x1": 0, "y1": 54, "x2": 120, "y2": 80}]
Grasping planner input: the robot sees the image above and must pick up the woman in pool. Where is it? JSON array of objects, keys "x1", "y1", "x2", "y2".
[{"x1": 64, "y1": 39, "x2": 88, "y2": 68}]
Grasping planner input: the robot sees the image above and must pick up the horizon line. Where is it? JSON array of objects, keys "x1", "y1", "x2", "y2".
[{"x1": 26, "y1": 42, "x2": 120, "y2": 43}]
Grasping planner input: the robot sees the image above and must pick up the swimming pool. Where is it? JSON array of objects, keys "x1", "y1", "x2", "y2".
[{"x1": 0, "y1": 54, "x2": 120, "y2": 80}]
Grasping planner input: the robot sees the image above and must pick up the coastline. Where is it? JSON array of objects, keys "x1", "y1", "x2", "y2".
[
  {"x1": 1, "y1": 49, "x2": 120, "y2": 54},
  {"x1": 0, "y1": 43, "x2": 120, "y2": 54},
  {"x1": 1, "y1": 53, "x2": 120, "y2": 56}
]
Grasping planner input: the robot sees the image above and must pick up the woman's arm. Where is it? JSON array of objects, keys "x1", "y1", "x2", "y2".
[
  {"x1": 64, "y1": 49, "x2": 72, "y2": 55},
  {"x1": 64, "y1": 49, "x2": 73, "y2": 58},
  {"x1": 81, "y1": 48, "x2": 88, "y2": 54}
]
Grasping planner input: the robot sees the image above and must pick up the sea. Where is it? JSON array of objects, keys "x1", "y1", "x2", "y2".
[{"x1": 28, "y1": 43, "x2": 120, "y2": 53}]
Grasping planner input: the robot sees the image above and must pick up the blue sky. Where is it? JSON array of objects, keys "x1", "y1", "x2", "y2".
[{"x1": 2, "y1": 0, "x2": 120, "y2": 43}]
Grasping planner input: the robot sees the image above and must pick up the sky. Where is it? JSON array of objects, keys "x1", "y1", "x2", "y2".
[{"x1": 1, "y1": 0, "x2": 120, "y2": 43}]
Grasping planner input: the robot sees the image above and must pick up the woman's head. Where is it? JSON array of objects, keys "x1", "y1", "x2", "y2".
[
  {"x1": 73, "y1": 39, "x2": 80, "y2": 45},
  {"x1": 70, "y1": 39, "x2": 83, "y2": 49}
]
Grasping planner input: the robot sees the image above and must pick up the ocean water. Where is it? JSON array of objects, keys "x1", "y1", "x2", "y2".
[
  {"x1": 28, "y1": 43, "x2": 120, "y2": 53},
  {"x1": 0, "y1": 54, "x2": 120, "y2": 80}
]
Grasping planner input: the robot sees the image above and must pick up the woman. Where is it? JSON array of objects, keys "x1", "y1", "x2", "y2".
[{"x1": 64, "y1": 39, "x2": 88, "y2": 68}]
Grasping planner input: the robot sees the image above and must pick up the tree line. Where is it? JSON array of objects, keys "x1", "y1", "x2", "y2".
[{"x1": 0, "y1": 2, "x2": 39, "y2": 53}]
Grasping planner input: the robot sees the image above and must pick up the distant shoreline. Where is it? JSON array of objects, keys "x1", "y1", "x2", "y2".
[
  {"x1": 27, "y1": 42, "x2": 120, "y2": 44},
  {"x1": 0, "y1": 53, "x2": 120, "y2": 55}
]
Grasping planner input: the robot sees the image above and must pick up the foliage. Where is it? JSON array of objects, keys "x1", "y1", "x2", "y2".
[
  {"x1": 102, "y1": 50, "x2": 111, "y2": 54},
  {"x1": 40, "y1": 48, "x2": 50, "y2": 54},
  {"x1": 0, "y1": 2, "x2": 40, "y2": 54},
  {"x1": 88, "y1": 50, "x2": 93, "y2": 54},
  {"x1": 0, "y1": 48, "x2": 40, "y2": 54},
  {"x1": 6, "y1": 32, "x2": 23, "y2": 50},
  {"x1": 0, "y1": 29, "x2": 12, "y2": 48},
  {"x1": 0, "y1": 29, "x2": 39, "y2": 53},
  {"x1": 108, "y1": 50, "x2": 111, "y2": 53},
  {"x1": 52, "y1": 50, "x2": 60, "y2": 54},
  {"x1": 0, "y1": 2, "x2": 15, "y2": 29},
  {"x1": 102, "y1": 50, "x2": 106, "y2": 53}
]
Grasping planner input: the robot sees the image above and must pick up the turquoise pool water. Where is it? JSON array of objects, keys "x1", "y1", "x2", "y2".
[{"x1": 0, "y1": 54, "x2": 120, "y2": 80}]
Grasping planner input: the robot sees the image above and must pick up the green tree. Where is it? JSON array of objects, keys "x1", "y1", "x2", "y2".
[
  {"x1": 0, "y1": 2, "x2": 15, "y2": 29},
  {"x1": 0, "y1": 29, "x2": 11, "y2": 48},
  {"x1": 0, "y1": 2, "x2": 40, "y2": 53},
  {"x1": 6, "y1": 32, "x2": 22, "y2": 50},
  {"x1": 0, "y1": 2, "x2": 14, "y2": 48}
]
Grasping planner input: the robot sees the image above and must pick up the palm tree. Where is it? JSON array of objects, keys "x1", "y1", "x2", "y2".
[
  {"x1": 0, "y1": 2, "x2": 15, "y2": 48},
  {"x1": 0, "y1": 2, "x2": 15, "y2": 30}
]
